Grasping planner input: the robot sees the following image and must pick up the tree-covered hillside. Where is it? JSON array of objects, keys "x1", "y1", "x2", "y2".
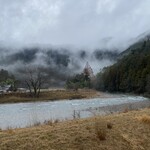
[{"x1": 96, "y1": 39, "x2": 150, "y2": 95}]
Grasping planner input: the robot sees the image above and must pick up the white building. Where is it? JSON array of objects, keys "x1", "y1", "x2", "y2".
[{"x1": 0, "y1": 85, "x2": 12, "y2": 93}]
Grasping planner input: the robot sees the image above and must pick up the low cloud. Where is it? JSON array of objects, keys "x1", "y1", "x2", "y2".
[{"x1": 0, "y1": 47, "x2": 119, "y2": 86}]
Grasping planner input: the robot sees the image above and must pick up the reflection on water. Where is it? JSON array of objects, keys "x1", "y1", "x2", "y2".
[{"x1": 0, "y1": 95, "x2": 149, "y2": 129}]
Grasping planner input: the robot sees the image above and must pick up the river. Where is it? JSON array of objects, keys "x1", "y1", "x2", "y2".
[{"x1": 0, "y1": 94, "x2": 149, "y2": 130}]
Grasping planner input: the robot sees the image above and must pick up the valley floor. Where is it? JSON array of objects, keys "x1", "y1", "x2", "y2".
[{"x1": 0, "y1": 108, "x2": 150, "y2": 150}]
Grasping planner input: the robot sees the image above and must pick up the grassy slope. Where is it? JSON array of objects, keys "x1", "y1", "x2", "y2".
[
  {"x1": 0, "y1": 90, "x2": 97, "y2": 104},
  {"x1": 0, "y1": 108, "x2": 150, "y2": 150}
]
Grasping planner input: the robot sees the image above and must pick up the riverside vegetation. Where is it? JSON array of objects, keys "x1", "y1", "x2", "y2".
[{"x1": 0, "y1": 89, "x2": 97, "y2": 104}]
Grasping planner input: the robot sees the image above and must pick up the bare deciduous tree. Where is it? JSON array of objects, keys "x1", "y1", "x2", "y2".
[{"x1": 25, "y1": 67, "x2": 45, "y2": 97}]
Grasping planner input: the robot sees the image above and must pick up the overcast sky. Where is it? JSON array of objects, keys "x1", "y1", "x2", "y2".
[{"x1": 0, "y1": 0, "x2": 150, "y2": 50}]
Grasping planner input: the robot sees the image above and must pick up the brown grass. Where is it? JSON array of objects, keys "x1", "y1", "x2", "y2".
[
  {"x1": 0, "y1": 89, "x2": 97, "y2": 104},
  {"x1": 0, "y1": 108, "x2": 150, "y2": 150},
  {"x1": 136, "y1": 114, "x2": 150, "y2": 124}
]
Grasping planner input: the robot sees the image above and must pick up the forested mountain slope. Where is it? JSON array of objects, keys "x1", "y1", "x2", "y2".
[{"x1": 96, "y1": 39, "x2": 150, "y2": 95}]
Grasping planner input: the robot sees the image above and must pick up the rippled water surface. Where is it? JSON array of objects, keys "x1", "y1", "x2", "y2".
[{"x1": 0, "y1": 95, "x2": 149, "y2": 129}]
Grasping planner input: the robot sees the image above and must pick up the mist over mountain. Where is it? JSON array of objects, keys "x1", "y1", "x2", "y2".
[
  {"x1": 1, "y1": 31, "x2": 150, "y2": 87},
  {"x1": 119, "y1": 33, "x2": 150, "y2": 58},
  {"x1": 0, "y1": 46, "x2": 119, "y2": 86}
]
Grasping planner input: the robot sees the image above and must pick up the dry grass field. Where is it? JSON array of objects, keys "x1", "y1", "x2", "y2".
[
  {"x1": 0, "y1": 89, "x2": 97, "y2": 104},
  {"x1": 0, "y1": 108, "x2": 150, "y2": 150}
]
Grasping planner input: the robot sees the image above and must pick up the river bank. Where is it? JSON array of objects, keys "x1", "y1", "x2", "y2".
[
  {"x1": 0, "y1": 107, "x2": 150, "y2": 150},
  {"x1": 0, "y1": 89, "x2": 99, "y2": 104}
]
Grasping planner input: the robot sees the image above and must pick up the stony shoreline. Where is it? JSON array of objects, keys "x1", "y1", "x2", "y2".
[{"x1": 84, "y1": 99, "x2": 150, "y2": 116}]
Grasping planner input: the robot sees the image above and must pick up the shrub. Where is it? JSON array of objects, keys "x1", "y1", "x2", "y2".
[
  {"x1": 107, "y1": 122, "x2": 113, "y2": 129},
  {"x1": 54, "y1": 119, "x2": 59, "y2": 124},
  {"x1": 44, "y1": 120, "x2": 53, "y2": 126},
  {"x1": 33, "y1": 121, "x2": 41, "y2": 126},
  {"x1": 95, "y1": 121, "x2": 107, "y2": 141}
]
